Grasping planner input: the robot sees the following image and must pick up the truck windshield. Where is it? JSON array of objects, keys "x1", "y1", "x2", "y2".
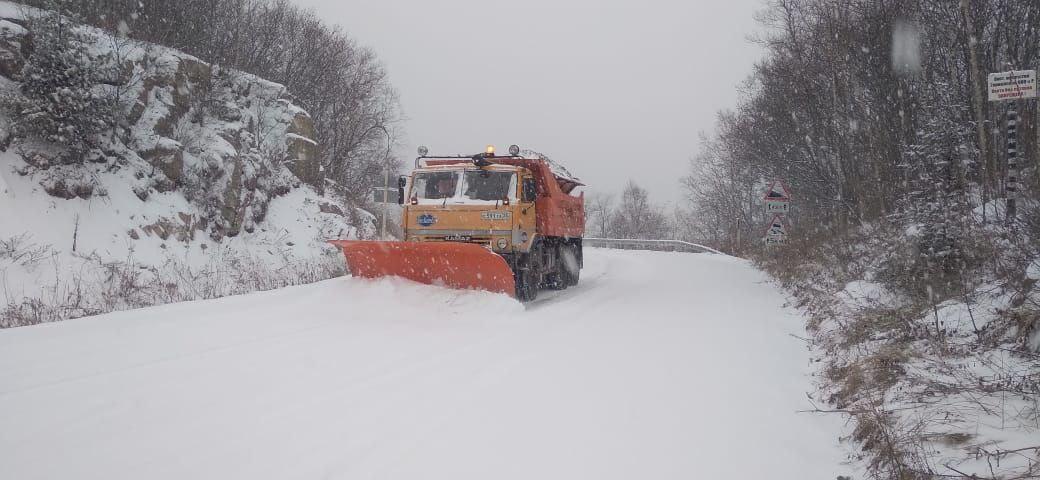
[
  {"x1": 462, "y1": 171, "x2": 516, "y2": 202},
  {"x1": 410, "y1": 170, "x2": 517, "y2": 204},
  {"x1": 412, "y1": 171, "x2": 458, "y2": 200}
]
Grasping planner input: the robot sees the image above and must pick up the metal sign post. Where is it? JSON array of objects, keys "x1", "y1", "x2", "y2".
[
  {"x1": 762, "y1": 180, "x2": 792, "y2": 245},
  {"x1": 987, "y1": 69, "x2": 1036, "y2": 224},
  {"x1": 1008, "y1": 110, "x2": 1018, "y2": 220},
  {"x1": 371, "y1": 187, "x2": 400, "y2": 204}
]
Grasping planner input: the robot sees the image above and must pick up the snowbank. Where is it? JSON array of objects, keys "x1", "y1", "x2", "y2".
[{"x1": 768, "y1": 222, "x2": 1040, "y2": 479}]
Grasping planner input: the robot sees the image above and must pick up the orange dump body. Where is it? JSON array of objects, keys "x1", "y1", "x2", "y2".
[
  {"x1": 494, "y1": 158, "x2": 585, "y2": 238},
  {"x1": 329, "y1": 240, "x2": 516, "y2": 297}
]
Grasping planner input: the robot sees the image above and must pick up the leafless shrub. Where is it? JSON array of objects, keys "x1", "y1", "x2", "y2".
[
  {"x1": 0, "y1": 234, "x2": 56, "y2": 268},
  {"x1": 0, "y1": 248, "x2": 346, "y2": 329}
]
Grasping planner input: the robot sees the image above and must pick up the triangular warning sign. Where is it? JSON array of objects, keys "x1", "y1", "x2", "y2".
[
  {"x1": 764, "y1": 214, "x2": 788, "y2": 237},
  {"x1": 763, "y1": 180, "x2": 791, "y2": 201}
]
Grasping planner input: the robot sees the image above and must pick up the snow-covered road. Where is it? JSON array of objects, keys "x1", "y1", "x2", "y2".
[{"x1": 0, "y1": 249, "x2": 848, "y2": 479}]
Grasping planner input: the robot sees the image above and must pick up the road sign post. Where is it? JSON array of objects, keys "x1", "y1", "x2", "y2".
[
  {"x1": 371, "y1": 187, "x2": 400, "y2": 204},
  {"x1": 1008, "y1": 110, "x2": 1018, "y2": 220},
  {"x1": 763, "y1": 214, "x2": 788, "y2": 245},
  {"x1": 762, "y1": 180, "x2": 791, "y2": 245},
  {"x1": 988, "y1": 69, "x2": 1036, "y2": 224}
]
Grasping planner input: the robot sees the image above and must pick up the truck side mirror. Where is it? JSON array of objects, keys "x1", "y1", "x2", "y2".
[
  {"x1": 522, "y1": 178, "x2": 537, "y2": 203},
  {"x1": 397, "y1": 176, "x2": 407, "y2": 205}
]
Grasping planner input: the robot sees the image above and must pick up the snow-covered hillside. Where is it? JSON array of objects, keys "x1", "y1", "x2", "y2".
[
  {"x1": 0, "y1": 248, "x2": 851, "y2": 479},
  {"x1": 0, "y1": 2, "x2": 368, "y2": 326}
]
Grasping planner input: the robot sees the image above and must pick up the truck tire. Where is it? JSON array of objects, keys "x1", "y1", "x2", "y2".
[
  {"x1": 515, "y1": 268, "x2": 539, "y2": 302},
  {"x1": 545, "y1": 244, "x2": 569, "y2": 290},
  {"x1": 545, "y1": 272, "x2": 568, "y2": 290},
  {"x1": 562, "y1": 243, "x2": 581, "y2": 287},
  {"x1": 565, "y1": 265, "x2": 580, "y2": 287}
]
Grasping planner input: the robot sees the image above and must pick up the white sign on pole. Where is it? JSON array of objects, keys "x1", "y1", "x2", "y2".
[
  {"x1": 763, "y1": 214, "x2": 788, "y2": 245},
  {"x1": 371, "y1": 187, "x2": 400, "y2": 204},
  {"x1": 765, "y1": 200, "x2": 790, "y2": 214},
  {"x1": 988, "y1": 70, "x2": 1037, "y2": 102}
]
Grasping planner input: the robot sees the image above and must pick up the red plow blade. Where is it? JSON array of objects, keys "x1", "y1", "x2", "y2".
[{"x1": 329, "y1": 240, "x2": 517, "y2": 297}]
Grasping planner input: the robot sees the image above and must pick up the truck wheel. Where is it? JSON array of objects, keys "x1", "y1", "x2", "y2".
[
  {"x1": 565, "y1": 266, "x2": 580, "y2": 286},
  {"x1": 543, "y1": 243, "x2": 569, "y2": 290},
  {"x1": 515, "y1": 269, "x2": 539, "y2": 302},
  {"x1": 546, "y1": 271, "x2": 568, "y2": 290},
  {"x1": 545, "y1": 254, "x2": 568, "y2": 291},
  {"x1": 562, "y1": 244, "x2": 581, "y2": 287}
]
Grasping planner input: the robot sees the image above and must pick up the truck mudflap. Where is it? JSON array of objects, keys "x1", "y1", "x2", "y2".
[{"x1": 328, "y1": 240, "x2": 517, "y2": 297}]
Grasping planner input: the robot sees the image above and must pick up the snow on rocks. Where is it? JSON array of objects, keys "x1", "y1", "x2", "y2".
[
  {"x1": 0, "y1": 3, "x2": 354, "y2": 327},
  {"x1": 285, "y1": 132, "x2": 318, "y2": 146},
  {"x1": 0, "y1": 1, "x2": 28, "y2": 20}
]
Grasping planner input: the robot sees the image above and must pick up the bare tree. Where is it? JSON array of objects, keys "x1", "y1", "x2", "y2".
[
  {"x1": 585, "y1": 193, "x2": 614, "y2": 238},
  {"x1": 608, "y1": 181, "x2": 670, "y2": 240}
]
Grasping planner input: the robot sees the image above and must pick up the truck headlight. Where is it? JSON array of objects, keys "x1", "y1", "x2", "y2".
[{"x1": 496, "y1": 238, "x2": 508, "y2": 249}]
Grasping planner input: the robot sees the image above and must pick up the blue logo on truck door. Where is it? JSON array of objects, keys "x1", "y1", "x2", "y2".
[{"x1": 417, "y1": 213, "x2": 436, "y2": 227}]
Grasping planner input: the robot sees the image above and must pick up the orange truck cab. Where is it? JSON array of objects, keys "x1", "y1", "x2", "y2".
[{"x1": 396, "y1": 146, "x2": 585, "y2": 301}]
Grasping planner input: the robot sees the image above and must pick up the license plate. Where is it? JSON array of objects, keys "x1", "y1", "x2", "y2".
[
  {"x1": 481, "y1": 211, "x2": 511, "y2": 221},
  {"x1": 444, "y1": 235, "x2": 472, "y2": 242}
]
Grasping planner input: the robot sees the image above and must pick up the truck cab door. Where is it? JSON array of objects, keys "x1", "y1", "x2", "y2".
[{"x1": 516, "y1": 176, "x2": 538, "y2": 248}]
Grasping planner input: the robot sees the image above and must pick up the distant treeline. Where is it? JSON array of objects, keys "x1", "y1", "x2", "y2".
[
  {"x1": 30, "y1": 0, "x2": 401, "y2": 203},
  {"x1": 684, "y1": 0, "x2": 1040, "y2": 258}
]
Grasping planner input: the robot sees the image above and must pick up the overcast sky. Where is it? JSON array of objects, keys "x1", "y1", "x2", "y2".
[{"x1": 292, "y1": 0, "x2": 765, "y2": 204}]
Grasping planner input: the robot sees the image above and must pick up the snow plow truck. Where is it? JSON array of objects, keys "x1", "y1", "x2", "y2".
[{"x1": 330, "y1": 145, "x2": 585, "y2": 302}]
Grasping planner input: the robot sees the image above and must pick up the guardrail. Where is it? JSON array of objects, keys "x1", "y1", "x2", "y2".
[{"x1": 583, "y1": 238, "x2": 723, "y2": 255}]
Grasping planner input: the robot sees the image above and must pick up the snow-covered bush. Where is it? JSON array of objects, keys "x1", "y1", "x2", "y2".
[
  {"x1": 9, "y1": 8, "x2": 113, "y2": 157},
  {"x1": 0, "y1": 247, "x2": 346, "y2": 328}
]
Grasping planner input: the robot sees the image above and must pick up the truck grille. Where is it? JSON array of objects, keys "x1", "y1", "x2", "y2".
[{"x1": 428, "y1": 235, "x2": 492, "y2": 244}]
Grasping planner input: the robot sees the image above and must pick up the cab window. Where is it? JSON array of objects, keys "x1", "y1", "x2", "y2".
[
  {"x1": 461, "y1": 171, "x2": 516, "y2": 202},
  {"x1": 412, "y1": 171, "x2": 458, "y2": 200}
]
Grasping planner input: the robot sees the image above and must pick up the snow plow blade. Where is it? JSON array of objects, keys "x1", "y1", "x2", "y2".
[{"x1": 329, "y1": 240, "x2": 517, "y2": 297}]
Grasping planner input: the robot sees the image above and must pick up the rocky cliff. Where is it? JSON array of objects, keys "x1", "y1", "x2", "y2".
[{"x1": 0, "y1": 2, "x2": 366, "y2": 327}]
